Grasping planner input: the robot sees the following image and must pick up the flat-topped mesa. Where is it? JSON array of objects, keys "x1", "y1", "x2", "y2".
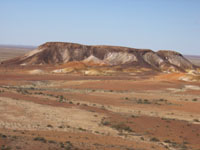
[
  {"x1": 38, "y1": 42, "x2": 84, "y2": 50},
  {"x1": 1, "y1": 42, "x2": 197, "y2": 72},
  {"x1": 38, "y1": 42, "x2": 153, "y2": 53}
]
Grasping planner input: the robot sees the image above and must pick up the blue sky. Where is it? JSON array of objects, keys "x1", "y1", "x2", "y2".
[{"x1": 0, "y1": 0, "x2": 200, "y2": 54}]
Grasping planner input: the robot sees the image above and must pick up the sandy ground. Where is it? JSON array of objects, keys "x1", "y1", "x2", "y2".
[
  {"x1": 0, "y1": 47, "x2": 32, "y2": 62},
  {"x1": 0, "y1": 65, "x2": 200, "y2": 150}
]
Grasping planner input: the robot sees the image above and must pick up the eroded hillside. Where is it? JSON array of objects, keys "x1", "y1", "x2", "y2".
[{"x1": 1, "y1": 42, "x2": 198, "y2": 73}]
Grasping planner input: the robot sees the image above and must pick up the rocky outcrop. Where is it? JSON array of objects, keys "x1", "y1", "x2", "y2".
[
  {"x1": 104, "y1": 52, "x2": 137, "y2": 65},
  {"x1": 83, "y1": 55, "x2": 105, "y2": 65},
  {"x1": 1, "y1": 42, "x2": 197, "y2": 72},
  {"x1": 157, "y1": 50, "x2": 194, "y2": 70}
]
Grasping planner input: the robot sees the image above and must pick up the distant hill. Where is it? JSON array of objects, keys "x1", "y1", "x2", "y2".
[{"x1": 1, "y1": 42, "x2": 198, "y2": 72}]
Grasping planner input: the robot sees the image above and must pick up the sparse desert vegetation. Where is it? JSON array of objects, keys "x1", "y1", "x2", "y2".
[{"x1": 0, "y1": 44, "x2": 199, "y2": 150}]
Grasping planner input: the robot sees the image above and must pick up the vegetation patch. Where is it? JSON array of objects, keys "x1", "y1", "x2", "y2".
[
  {"x1": 150, "y1": 137, "x2": 160, "y2": 142},
  {"x1": 123, "y1": 97, "x2": 174, "y2": 105},
  {"x1": 101, "y1": 118, "x2": 133, "y2": 132},
  {"x1": 33, "y1": 137, "x2": 47, "y2": 143}
]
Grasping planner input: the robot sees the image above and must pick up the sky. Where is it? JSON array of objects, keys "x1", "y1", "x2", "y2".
[{"x1": 0, "y1": 0, "x2": 200, "y2": 55}]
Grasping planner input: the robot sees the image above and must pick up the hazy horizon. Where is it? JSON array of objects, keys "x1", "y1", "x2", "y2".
[{"x1": 0, "y1": 0, "x2": 200, "y2": 55}]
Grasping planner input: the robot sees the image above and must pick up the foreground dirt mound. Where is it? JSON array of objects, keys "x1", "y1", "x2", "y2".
[{"x1": 1, "y1": 42, "x2": 197, "y2": 72}]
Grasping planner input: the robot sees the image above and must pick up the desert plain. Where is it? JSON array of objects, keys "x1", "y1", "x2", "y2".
[{"x1": 0, "y1": 45, "x2": 200, "y2": 150}]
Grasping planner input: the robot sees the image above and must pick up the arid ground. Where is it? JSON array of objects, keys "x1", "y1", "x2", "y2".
[
  {"x1": 0, "y1": 45, "x2": 33, "y2": 62},
  {"x1": 0, "y1": 46, "x2": 200, "y2": 150},
  {"x1": 185, "y1": 55, "x2": 200, "y2": 66}
]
